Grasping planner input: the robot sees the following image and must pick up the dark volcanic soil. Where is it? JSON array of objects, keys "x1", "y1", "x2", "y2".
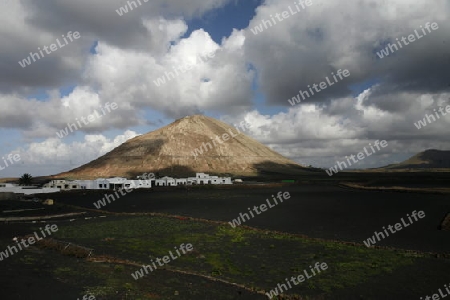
[
  {"x1": 42, "y1": 185, "x2": 450, "y2": 253},
  {"x1": 0, "y1": 184, "x2": 449, "y2": 300}
]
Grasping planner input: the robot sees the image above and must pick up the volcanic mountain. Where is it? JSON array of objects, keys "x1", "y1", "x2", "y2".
[
  {"x1": 381, "y1": 149, "x2": 450, "y2": 170},
  {"x1": 57, "y1": 115, "x2": 310, "y2": 179}
]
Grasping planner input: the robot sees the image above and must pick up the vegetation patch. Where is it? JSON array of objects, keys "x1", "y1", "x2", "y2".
[{"x1": 48, "y1": 215, "x2": 440, "y2": 298}]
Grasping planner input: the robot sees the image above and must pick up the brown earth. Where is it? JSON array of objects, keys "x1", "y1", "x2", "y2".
[{"x1": 56, "y1": 115, "x2": 311, "y2": 179}]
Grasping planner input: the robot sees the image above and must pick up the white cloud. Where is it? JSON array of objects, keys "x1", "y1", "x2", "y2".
[
  {"x1": 0, "y1": 0, "x2": 449, "y2": 176},
  {"x1": 244, "y1": 0, "x2": 450, "y2": 104},
  {"x1": 4, "y1": 130, "x2": 140, "y2": 177},
  {"x1": 84, "y1": 27, "x2": 253, "y2": 118},
  {"x1": 222, "y1": 88, "x2": 450, "y2": 168}
]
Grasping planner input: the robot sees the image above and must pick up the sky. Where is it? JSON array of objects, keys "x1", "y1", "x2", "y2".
[{"x1": 0, "y1": 0, "x2": 449, "y2": 177}]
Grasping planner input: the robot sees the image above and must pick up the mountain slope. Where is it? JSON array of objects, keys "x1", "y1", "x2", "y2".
[
  {"x1": 383, "y1": 149, "x2": 450, "y2": 170},
  {"x1": 56, "y1": 115, "x2": 310, "y2": 179}
]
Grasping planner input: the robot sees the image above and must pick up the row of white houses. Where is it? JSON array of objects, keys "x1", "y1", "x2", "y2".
[
  {"x1": 44, "y1": 178, "x2": 152, "y2": 191},
  {"x1": 0, "y1": 173, "x2": 233, "y2": 195},
  {"x1": 43, "y1": 173, "x2": 232, "y2": 190}
]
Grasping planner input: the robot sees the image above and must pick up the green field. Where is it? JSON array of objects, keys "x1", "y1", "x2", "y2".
[{"x1": 13, "y1": 214, "x2": 445, "y2": 299}]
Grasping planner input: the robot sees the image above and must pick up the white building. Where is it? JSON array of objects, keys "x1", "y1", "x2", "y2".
[
  {"x1": 0, "y1": 186, "x2": 60, "y2": 195},
  {"x1": 194, "y1": 173, "x2": 232, "y2": 185},
  {"x1": 73, "y1": 178, "x2": 110, "y2": 190},
  {"x1": 155, "y1": 176, "x2": 176, "y2": 186},
  {"x1": 44, "y1": 180, "x2": 80, "y2": 190},
  {"x1": 107, "y1": 177, "x2": 128, "y2": 190},
  {"x1": 95, "y1": 178, "x2": 112, "y2": 190},
  {"x1": 0, "y1": 183, "x2": 15, "y2": 188},
  {"x1": 187, "y1": 177, "x2": 198, "y2": 185},
  {"x1": 175, "y1": 178, "x2": 187, "y2": 185},
  {"x1": 73, "y1": 178, "x2": 152, "y2": 190},
  {"x1": 127, "y1": 179, "x2": 152, "y2": 189},
  {"x1": 72, "y1": 180, "x2": 93, "y2": 190}
]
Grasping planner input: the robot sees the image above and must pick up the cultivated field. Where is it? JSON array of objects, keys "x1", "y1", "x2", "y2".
[{"x1": 0, "y1": 184, "x2": 449, "y2": 299}]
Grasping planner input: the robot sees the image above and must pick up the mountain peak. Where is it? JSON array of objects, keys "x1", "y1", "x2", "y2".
[
  {"x1": 383, "y1": 149, "x2": 450, "y2": 170},
  {"x1": 57, "y1": 115, "x2": 309, "y2": 179}
]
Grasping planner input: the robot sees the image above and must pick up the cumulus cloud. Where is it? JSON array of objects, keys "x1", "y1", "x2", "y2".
[
  {"x1": 0, "y1": 0, "x2": 234, "y2": 92},
  {"x1": 0, "y1": 87, "x2": 137, "y2": 139},
  {"x1": 0, "y1": 0, "x2": 449, "y2": 176},
  {"x1": 85, "y1": 27, "x2": 253, "y2": 119},
  {"x1": 222, "y1": 87, "x2": 450, "y2": 168},
  {"x1": 0, "y1": 25, "x2": 252, "y2": 137},
  {"x1": 4, "y1": 130, "x2": 140, "y2": 177},
  {"x1": 244, "y1": 0, "x2": 450, "y2": 105}
]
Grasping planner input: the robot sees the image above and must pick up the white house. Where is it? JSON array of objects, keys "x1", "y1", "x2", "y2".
[
  {"x1": 44, "y1": 180, "x2": 80, "y2": 190},
  {"x1": 74, "y1": 178, "x2": 152, "y2": 190},
  {"x1": 175, "y1": 178, "x2": 187, "y2": 185},
  {"x1": 107, "y1": 177, "x2": 128, "y2": 190},
  {"x1": 0, "y1": 183, "x2": 15, "y2": 188},
  {"x1": 220, "y1": 177, "x2": 232, "y2": 184},
  {"x1": 155, "y1": 176, "x2": 176, "y2": 186},
  {"x1": 124, "y1": 179, "x2": 152, "y2": 189},
  {"x1": 187, "y1": 177, "x2": 197, "y2": 185},
  {"x1": 72, "y1": 180, "x2": 93, "y2": 190},
  {"x1": 97, "y1": 178, "x2": 113, "y2": 189},
  {"x1": 194, "y1": 173, "x2": 232, "y2": 185},
  {"x1": 195, "y1": 174, "x2": 208, "y2": 184},
  {"x1": 75, "y1": 178, "x2": 111, "y2": 190},
  {"x1": 0, "y1": 186, "x2": 60, "y2": 195}
]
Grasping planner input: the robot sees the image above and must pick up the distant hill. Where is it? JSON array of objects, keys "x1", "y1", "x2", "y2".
[
  {"x1": 55, "y1": 115, "x2": 312, "y2": 179},
  {"x1": 381, "y1": 149, "x2": 450, "y2": 170}
]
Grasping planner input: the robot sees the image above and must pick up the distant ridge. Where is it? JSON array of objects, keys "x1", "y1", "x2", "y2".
[
  {"x1": 381, "y1": 149, "x2": 450, "y2": 170},
  {"x1": 56, "y1": 115, "x2": 311, "y2": 179}
]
